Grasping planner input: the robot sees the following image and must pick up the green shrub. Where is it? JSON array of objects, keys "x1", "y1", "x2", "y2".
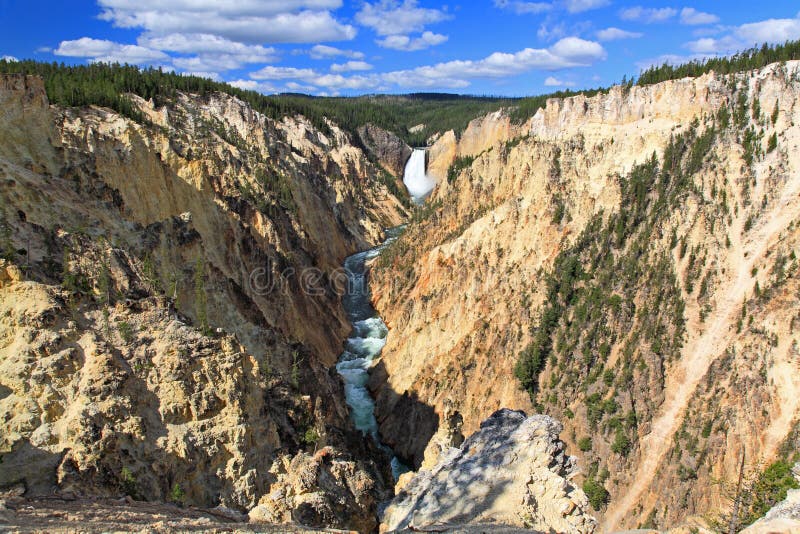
[
  {"x1": 701, "y1": 419, "x2": 713, "y2": 438},
  {"x1": 117, "y1": 321, "x2": 135, "y2": 344},
  {"x1": 578, "y1": 437, "x2": 592, "y2": 452},
  {"x1": 767, "y1": 132, "x2": 778, "y2": 153},
  {"x1": 169, "y1": 482, "x2": 185, "y2": 505},
  {"x1": 141, "y1": 254, "x2": 162, "y2": 293},
  {"x1": 302, "y1": 427, "x2": 320, "y2": 447},
  {"x1": 583, "y1": 477, "x2": 610, "y2": 510},
  {"x1": 678, "y1": 464, "x2": 697, "y2": 481},
  {"x1": 602, "y1": 369, "x2": 615, "y2": 386},
  {"x1": 552, "y1": 195, "x2": 566, "y2": 225},
  {"x1": 447, "y1": 155, "x2": 476, "y2": 184},
  {"x1": 120, "y1": 467, "x2": 137, "y2": 497},
  {"x1": 744, "y1": 460, "x2": 800, "y2": 524},
  {"x1": 291, "y1": 351, "x2": 302, "y2": 390},
  {"x1": 611, "y1": 429, "x2": 631, "y2": 456}
]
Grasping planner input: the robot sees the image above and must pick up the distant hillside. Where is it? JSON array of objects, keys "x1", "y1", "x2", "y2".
[
  {"x1": 0, "y1": 60, "x2": 514, "y2": 145},
  {"x1": 2, "y1": 40, "x2": 799, "y2": 146}
]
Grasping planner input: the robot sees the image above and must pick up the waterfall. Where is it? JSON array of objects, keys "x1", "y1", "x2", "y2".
[{"x1": 403, "y1": 148, "x2": 436, "y2": 202}]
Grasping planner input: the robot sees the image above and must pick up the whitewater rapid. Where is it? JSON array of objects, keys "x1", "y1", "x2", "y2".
[
  {"x1": 335, "y1": 228, "x2": 410, "y2": 478},
  {"x1": 403, "y1": 148, "x2": 436, "y2": 202}
]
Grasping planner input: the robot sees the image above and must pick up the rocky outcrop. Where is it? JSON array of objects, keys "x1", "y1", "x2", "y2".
[
  {"x1": 248, "y1": 448, "x2": 382, "y2": 533},
  {"x1": 425, "y1": 110, "x2": 527, "y2": 182},
  {"x1": 0, "y1": 74, "x2": 405, "y2": 530},
  {"x1": 357, "y1": 123, "x2": 413, "y2": 178},
  {"x1": 742, "y1": 489, "x2": 800, "y2": 534},
  {"x1": 424, "y1": 130, "x2": 456, "y2": 184},
  {"x1": 741, "y1": 462, "x2": 800, "y2": 533},
  {"x1": 381, "y1": 409, "x2": 596, "y2": 533},
  {"x1": 371, "y1": 61, "x2": 800, "y2": 529}
]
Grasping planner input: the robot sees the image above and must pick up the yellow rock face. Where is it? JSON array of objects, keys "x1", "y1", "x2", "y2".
[
  {"x1": 371, "y1": 61, "x2": 800, "y2": 529},
  {"x1": 0, "y1": 74, "x2": 404, "y2": 529}
]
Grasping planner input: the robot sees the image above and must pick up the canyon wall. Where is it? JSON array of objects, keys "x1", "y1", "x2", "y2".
[
  {"x1": 356, "y1": 123, "x2": 413, "y2": 179},
  {"x1": 426, "y1": 110, "x2": 528, "y2": 183},
  {"x1": 370, "y1": 62, "x2": 800, "y2": 530},
  {"x1": 0, "y1": 75, "x2": 406, "y2": 531}
]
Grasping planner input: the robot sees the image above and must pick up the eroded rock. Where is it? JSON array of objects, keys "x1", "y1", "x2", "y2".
[{"x1": 381, "y1": 409, "x2": 596, "y2": 533}]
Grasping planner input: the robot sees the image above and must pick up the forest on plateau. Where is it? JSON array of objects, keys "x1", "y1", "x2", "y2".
[{"x1": 2, "y1": 40, "x2": 800, "y2": 145}]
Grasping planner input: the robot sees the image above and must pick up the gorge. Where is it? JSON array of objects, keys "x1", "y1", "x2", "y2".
[{"x1": 2, "y1": 47, "x2": 800, "y2": 533}]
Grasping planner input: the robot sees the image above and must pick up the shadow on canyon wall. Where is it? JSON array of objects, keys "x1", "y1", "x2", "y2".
[{"x1": 368, "y1": 358, "x2": 438, "y2": 469}]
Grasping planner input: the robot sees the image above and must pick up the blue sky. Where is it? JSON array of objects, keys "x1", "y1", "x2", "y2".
[{"x1": 1, "y1": 1, "x2": 800, "y2": 96}]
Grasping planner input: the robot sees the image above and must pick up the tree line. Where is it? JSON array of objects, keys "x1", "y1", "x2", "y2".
[
  {"x1": 637, "y1": 41, "x2": 800, "y2": 86},
  {"x1": 1, "y1": 39, "x2": 798, "y2": 142},
  {"x1": 0, "y1": 59, "x2": 513, "y2": 144}
]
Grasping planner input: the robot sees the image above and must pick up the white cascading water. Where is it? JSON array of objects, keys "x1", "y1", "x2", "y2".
[
  {"x1": 403, "y1": 148, "x2": 436, "y2": 202},
  {"x1": 335, "y1": 227, "x2": 410, "y2": 479}
]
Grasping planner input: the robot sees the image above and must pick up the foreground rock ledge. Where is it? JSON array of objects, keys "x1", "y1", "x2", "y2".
[{"x1": 380, "y1": 409, "x2": 597, "y2": 533}]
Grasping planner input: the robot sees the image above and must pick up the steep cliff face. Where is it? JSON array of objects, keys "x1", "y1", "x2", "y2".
[
  {"x1": 357, "y1": 123, "x2": 413, "y2": 179},
  {"x1": 0, "y1": 74, "x2": 406, "y2": 530},
  {"x1": 370, "y1": 61, "x2": 800, "y2": 529},
  {"x1": 426, "y1": 110, "x2": 528, "y2": 183}
]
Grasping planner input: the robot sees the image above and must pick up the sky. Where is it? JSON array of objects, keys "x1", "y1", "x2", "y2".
[{"x1": 1, "y1": 1, "x2": 800, "y2": 96}]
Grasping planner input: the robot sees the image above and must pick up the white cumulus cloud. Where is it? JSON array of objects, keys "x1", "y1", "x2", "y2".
[
  {"x1": 96, "y1": 0, "x2": 356, "y2": 43},
  {"x1": 685, "y1": 37, "x2": 735, "y2": 54},
  {"x1": 99, "y1": 1, "x2": 344, "y2": 17},
  {"x1": 596, "y1": 27, "x2": 643, "y2": 41},
  {"x1": 309, "y1": 45, "x2": 365, "y2": 60},
  {"x1": 54, "y1": 1, "x2": 360, "y2": 76},
  {"x1": 138, "y1": 33, "x2": 279, "y2": 71},
  {"x1": 330, "y1": 60, "x2": 373, "y2": 72},
  {"x1": 493, "y1": 0, "x2": 608, "y2": 15},
  {"x1": 307, "y1": 73, "x2": 379, "y2": 90},
  {"x1": 619, "y1": 6, "x2": 678, "y2": 23},
  {"x1": 284, "y1": 81, "x2": 319, "y2": 92},
  {"x1": 379, "y1": 37, "x2": 606, "y2": 88},
  {"x1": 138, "y1": 33, "x2": 277, "y2": 58},
  {"x1": 239, "y1": 37, "x2": 606, "y2": 93},
  {"x1": 737, "y1": 16, "x2": 800, "y2": 43},
  {"x1": 493, "y1": 0, "x2": 552, "y2": 15},
  {"x1": 685, "y1": 14, "x2": 800, "y2": 54},
  {"x1": 680, "y1": 8, "x2": 719, "y2": 25},
  {"x1": 229, "y1": 79, "x2": 278, "y2": 93},
  {"x1": 54, "y1": 37, "x2": 168, "y2": 64},
  {"x1": 376, "y1": 31, "x2": 448, "y2": 51},
  {"x1": 250, "y1": 66, "x2": 319, "y2": 80},
  {"x1": 355, "y1": 0, "x2": 450, "y2": 36},
  {"x1": 564, "y1": 0, "x2": 609, "y2": 13},
  {"x1": 544, "y1": 75, "x2": 576, "y2": 86}
]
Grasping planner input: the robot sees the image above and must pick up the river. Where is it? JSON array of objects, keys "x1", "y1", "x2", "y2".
[{"x1": 335, "y1": 226, "x2": 410, "y2": 479}]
